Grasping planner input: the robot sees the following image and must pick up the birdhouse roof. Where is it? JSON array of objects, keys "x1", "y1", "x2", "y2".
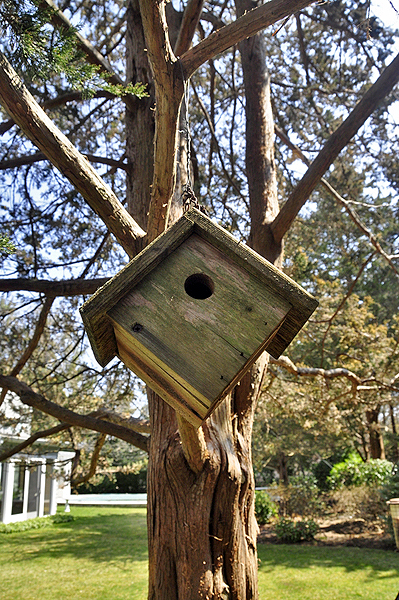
[{"x1": 80, "y1": 208, "x2": 318, "y2": 368}]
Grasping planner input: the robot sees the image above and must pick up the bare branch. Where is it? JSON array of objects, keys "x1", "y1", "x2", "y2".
[
  {"x1": 71, "y1": 433, "x2": 107, "y2": 487},
  {"x1": 0, "y1": 277, "x2": 109, "y2": 295},
  {"x1": 0, "y1": 422, "x2": 70, "y2": 462},
  {"x1": 270, "y1": 355, "x2": 362, "y2": 389},
  {"x1": 0, "y1": 375, "x2": 149, "y2": 452},
  {"x1": 0, "y1": 296, "x2": 55, "y2": 408},
  {"x1": 0, "y1": 51, "x2": 146, "y2": 258},
  {"x1": 0, "y1": 152, "x2": 129, "y2": 172},
  {"x1": 271, "y1": 51, "x2": 399, "y2": 243},
  {"x1": 174, "y1": 0, "x2": 205, "y2": 56},
  {"x1": 181, "y1": 0, "x2": 315, "y2": 79},
  {"x1": 275, "y1": 126, "x2": 399, "y2": 277}
]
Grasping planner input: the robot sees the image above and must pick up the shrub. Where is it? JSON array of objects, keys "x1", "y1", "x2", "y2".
[
  {"x1": 278, "y1": 474, "x2": 324, "y2": 518},
  {"x1": 0, "y1": 513, "x2": 74, "y2": 534},
  {"x1": 75, "y1": 466, "x2": 147, "y2": 494},
  {"x1": 255, "y1": 490, "x2": 277, "y2": 525},
  {"x1": 275, "y1": 518, "x2": 319, "y2": 543},
  {"x1": 329, "y1": 486, "x2": 386, "y2": 520},
  {"x1": 327, "y1": 455, "x2": 393, "y2": 490}
]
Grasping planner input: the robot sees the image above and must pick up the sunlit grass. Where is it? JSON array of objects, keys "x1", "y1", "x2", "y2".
[
  {"x1": 258, "y1": 544, "x2": 399, "y2": 600},
  {"x1": 0, "y1": 506, "x2": 148, "y2": 600},
  {"x1": 0, "y1": 506, "x2": 398, "y2": 600}
]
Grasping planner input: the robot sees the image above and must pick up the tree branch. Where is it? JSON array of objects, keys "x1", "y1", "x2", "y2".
[
  {"x1": 0, "y1": 277, "x2": 109, "y2": 295},
  {"x1": 138, "y1": 0, "x2": 184, "y2": 242},
  {"x1": 0, "y1": 422, "x2": 70, "y2": 462},
  {"x1": 71, "y1": 433, "x2": 107, "y2": 487},
  {"x1": 275, "y1": 126, "x2": 399, "y2": 276},
  {"x1": 0, "y1": 296, "x2": 55, "y2": 408},
  {"x1": 0, "y1": 375, "x2": 149, "y2": 452},
  {"x1": 271, "y1": 51, "x2": 399, "y2": 243},
  {"x1": 174, "y1": 0, "x2": 205, "y2": 57},
  {"x1": 0, "y1": 51, "x2": 145, "y2": 258},
  {"x1": 180, "y1": 0, "x2": 315, "y2": 79},
  {"x1": 269, "y1": 354, "x2": 362, "y2": 392},
  {"x1": 100, "y1": 408, "x2": 151, "y2": 434},
  {"x1": 0, "y1": 152, "x2": 129, "y2": 172},
  {"x1": 176, "y1": 413, "x2": 208, "y2": 474}
]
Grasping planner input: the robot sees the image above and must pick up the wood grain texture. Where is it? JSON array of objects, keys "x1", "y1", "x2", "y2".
[
  {"x1": 108, "y1": 234, "x2": 289, "y2": 402},
  {"x1": 114, "y1": 321, "x2": 206, "y2": 427},
  {"x1": 81, "y1": 208, "x2": 318, "y2": 372}
]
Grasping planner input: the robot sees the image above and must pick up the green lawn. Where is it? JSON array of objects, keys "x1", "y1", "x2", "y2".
[{"x1": 0, "y1": 506, "x2": 398, "y2": 600}]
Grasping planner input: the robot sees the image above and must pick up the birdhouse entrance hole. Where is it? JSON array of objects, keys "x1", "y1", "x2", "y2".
[
  {"x1": 80, "y1": 208, "x2": 318, "y2": 428},
  {"x1": 184, "y1": 273, "x2": 214, "y2": 299}
]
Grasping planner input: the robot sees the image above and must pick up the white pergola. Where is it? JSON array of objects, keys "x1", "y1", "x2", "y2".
[{"x1": 0, "y1": 445, "x2": 74, "y2": 524}]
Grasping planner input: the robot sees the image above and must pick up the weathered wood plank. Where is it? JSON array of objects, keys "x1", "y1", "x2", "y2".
[
  {"x1": 114, "y1": 323, "x2": 206, "y2": 427},
  {"x1": 185, "y1": 209, "x2": 318, "y2": 357},
  {"x1": 80, "y1": 216, "x2": 195, "y2": 365},
  {"x1": 81, "y1": 208, "x2": 318, "y2": 366},
  {"x1": 108, "y1": 234, "x2": 290, "y2": 401}
]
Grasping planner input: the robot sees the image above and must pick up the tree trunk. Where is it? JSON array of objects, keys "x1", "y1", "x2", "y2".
[
  {"x1": 277, "y1": 451, "x2": 289, "y2": 486},
  {"x1": 147, "y1": 356, "x2": 267, "y2": 599},
  {"x1": 124, "y1": 4, "x2": 280, "y2": 597},
  {"x1": 125, "y1": 0, "x2": 155, "y2": 235},
  {"x1": 366, "y1": 407, "x2": 386, "y2": 460}
]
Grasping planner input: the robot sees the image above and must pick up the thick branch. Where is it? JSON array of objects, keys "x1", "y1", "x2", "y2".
[
  {"x1": 138, "y1": 0, "x2": 184, "y2": 242},
  {"x1": 181, "y1": 0, "x2": 315, "y2": 79},
  {"x1": 0, "y1": 422, "x2": 70, "y2": 462},
  {"x1": 0, "y1": 277, "x2": 109, "y2": 295},
  {"x1": 100, "y1": 409, "x2": 151, "y2": 434},
  {"x1": 176, "y1": 413, "x2": 208, "y2": 474},
  {"x1": 174, "y1": 0, "x2": 205, "y2": 56},
  {"x1": 271, "y1": 51, "x2": 399, "y2": 243},
  {"x1": 0, "y1": 51, "x2": 145, "y2": 258},
  {"x1": 0, "y1": 375, "x2": 149, "y2": 452},
  {"x1": 142, "y1": 0, "x2": 314, "y2": 242}
]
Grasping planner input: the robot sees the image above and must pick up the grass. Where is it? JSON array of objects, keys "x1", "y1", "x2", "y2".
[
  {"x1": 258, "y1": 544, "x2": 399, "y2": 600},
  {"x1": 0, "y1": 506, "x2": 148, "y2": 600},
  {"x1": 0, "y1": 506, "x2": 398, "y2": 600}
]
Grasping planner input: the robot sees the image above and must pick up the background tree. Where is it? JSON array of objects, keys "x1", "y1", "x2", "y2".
[{"x1": 0, "y1": 1, "x2": 399, "y2": 598}]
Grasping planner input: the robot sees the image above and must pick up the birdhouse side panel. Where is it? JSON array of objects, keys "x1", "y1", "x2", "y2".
[
  {"x1": 108, "y1": 234, "x2": 292, "y2": 405},
  {"x1": 113, "y1": 321, "x2": 207, "y2": 427}
]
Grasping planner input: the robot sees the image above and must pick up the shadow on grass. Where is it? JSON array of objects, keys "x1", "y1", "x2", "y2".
[
  {"x1": 257, "y1": 543, "x2": 399, "y2": 582},
  {"x1": 3, "y1": 507, "x2": 148, "y2": 565}
]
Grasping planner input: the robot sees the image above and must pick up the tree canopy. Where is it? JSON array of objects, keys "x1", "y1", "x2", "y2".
[{"x1": 0, "y1": 1, "x2": 399, "y2": 597}]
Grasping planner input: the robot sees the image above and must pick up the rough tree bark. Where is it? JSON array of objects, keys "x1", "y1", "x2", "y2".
[
  {"x1": 366, "y1": 407, "x2": 386, "y2": 460},
  {"x1": 140, "y1": 1, "x2": 280, "y2": 596}
]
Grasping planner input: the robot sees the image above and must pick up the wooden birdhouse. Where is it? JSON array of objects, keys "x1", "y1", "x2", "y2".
[{"x1": 80, "y1": 208, "x2": 318, "y2": 427}]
